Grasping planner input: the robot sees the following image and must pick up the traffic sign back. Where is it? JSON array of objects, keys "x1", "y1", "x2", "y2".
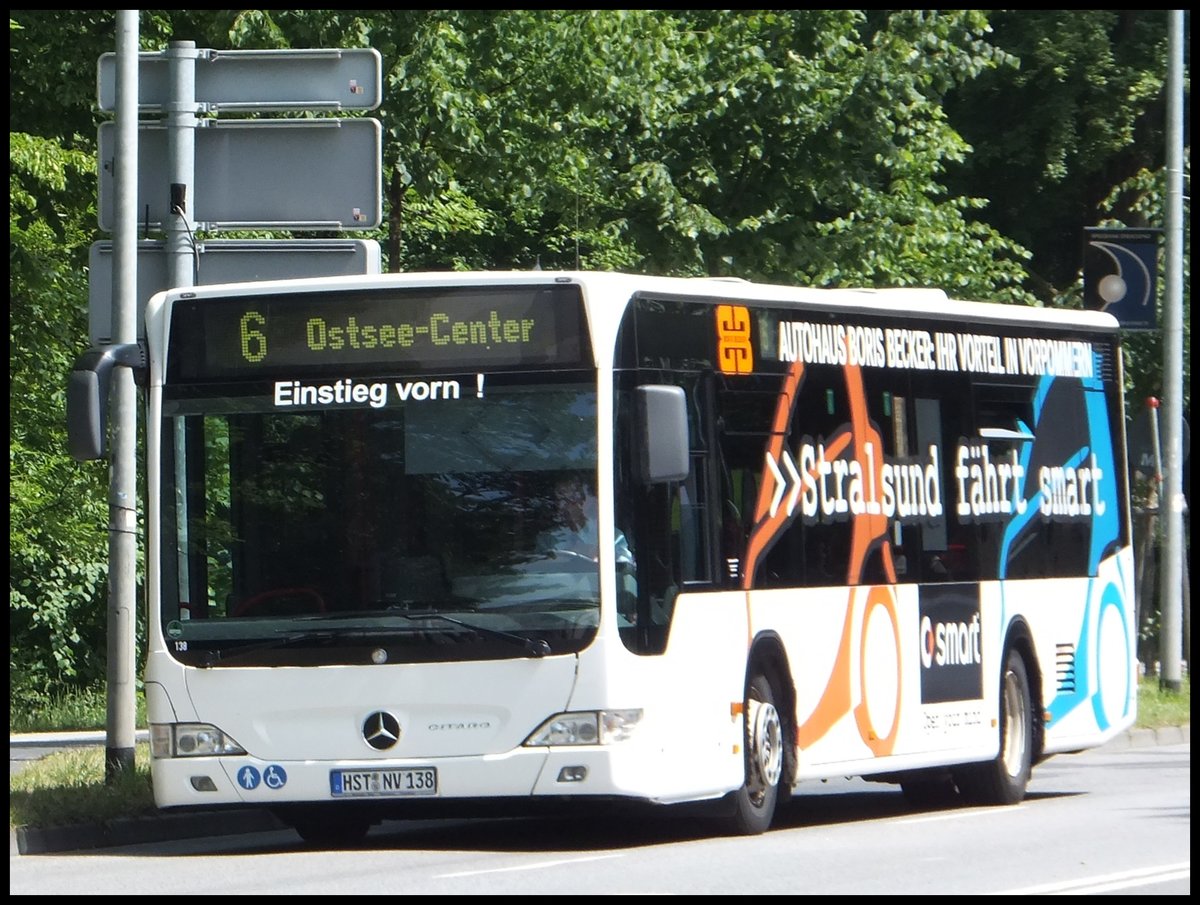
[
  {"x1": 98, "y1": 118, "x2": 382, "y2": 231},
  {"x1": 97, "y1": 47, "x2": 382, "y2": 112},
  {"x1": 88, "y1": 239, "x2": 382, "y2": 343}
]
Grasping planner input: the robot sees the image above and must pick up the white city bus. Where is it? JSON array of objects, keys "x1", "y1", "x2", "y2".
[{"x1": 68, "y1": 271, "x2": 1137, "y2": 843}]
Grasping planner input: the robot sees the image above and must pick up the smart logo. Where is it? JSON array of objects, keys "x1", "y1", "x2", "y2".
[
  {"x1": 918, "y1": 586, "x2": 984, "y2": 703},
  {"x1": 920, "y1": 612, "x2": 982, "y2": 670}
]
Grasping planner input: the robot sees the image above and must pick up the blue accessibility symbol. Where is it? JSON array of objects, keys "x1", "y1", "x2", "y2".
[
  {"x1": 237, "y1": 765, "x2": 261, "y2": 790},
  {"x1": 263, "y1": 764, "x2": 288, "y2": 790}
]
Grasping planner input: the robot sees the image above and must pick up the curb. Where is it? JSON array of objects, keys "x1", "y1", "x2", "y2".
[
  {"x1": 12, "y1": 807, "x2": 287, "y2": 856},
  {"x1": 9, "y1": 730, "x2": 149, "y2": 748},
  {"x1": 1098, "y1": 723, "x2": 1190, "y2": 751},
  {"x1": 11, "y1": 724, "x2": 1189, "y2": 855}
]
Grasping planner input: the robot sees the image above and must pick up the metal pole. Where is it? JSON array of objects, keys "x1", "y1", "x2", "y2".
[
  {"x1": 165, "y1": 42, "x2": 199, "y2": 620},
  {"x1": 1148, "y1": 396, "x2": 1163, "y2": 488},
  {"x1": 166, "y1": 40, "x2": 198, "y2": 292},
  {"x1": 1158, "y1": 9, "x2": 1185, "y2": 691},
  {"x1": 106, "y1": 8, "x2": 139, "y2": 782}
]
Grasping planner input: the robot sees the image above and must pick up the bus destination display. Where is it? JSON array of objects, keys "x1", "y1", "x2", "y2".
[{"x1": 167, "y1": 285, "x2": 588, "y2": 381}]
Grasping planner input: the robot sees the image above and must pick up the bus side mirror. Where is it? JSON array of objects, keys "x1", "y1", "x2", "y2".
[
  {"x1": 636, "y1": 384, "x2": 689, "y2": 484},
  {"x1": 66, "y1": 343, "x2": 146, "y2": 461}
]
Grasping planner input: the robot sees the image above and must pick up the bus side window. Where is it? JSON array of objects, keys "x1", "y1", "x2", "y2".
[{"x1": 674, "y1": 475, "x2": 708, "y2": 583}]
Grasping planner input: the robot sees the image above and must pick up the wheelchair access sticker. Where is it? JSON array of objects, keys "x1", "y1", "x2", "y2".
[{"x1": 237, "y1": 764, "x2": 288, "y2": 791}]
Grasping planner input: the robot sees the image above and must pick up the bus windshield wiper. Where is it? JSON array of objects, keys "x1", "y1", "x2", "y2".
[
  {"x1": 393, "y1": 609, "x2": 551, "y2": 658},
  {"x1": 203, "y1": 613, "x2": 550, "y2": 665},
  {"x1": 199, "y1": 629, "x2": 337, "y2": 667},
  {"x1": 200, "y1": 624, "x2": 426, "y2": 666}
]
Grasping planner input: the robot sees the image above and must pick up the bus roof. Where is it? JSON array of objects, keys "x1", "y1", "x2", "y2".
[{"x1": 149, "y1": 269, "x2": 1121, "y2": 333}]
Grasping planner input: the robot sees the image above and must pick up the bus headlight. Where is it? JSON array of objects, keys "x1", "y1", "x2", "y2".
[
  {"x1": 523, "y1": 710, "x2": 642, "y2": 746},
  {"x1": 150, "y1": 723, "x2": 247, "y2": 758}
]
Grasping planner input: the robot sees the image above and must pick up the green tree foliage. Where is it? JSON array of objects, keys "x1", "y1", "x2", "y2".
[
  {"x1": 944, "y1": 10, "x2": 1174, "y2": 294},
  {"x1": 7, "y1": 10, "x2": 1189, "y2": 709},
  {"x1": 9, "y1": 130, "x2": 110, "y2": 703},
  {"x1": 208, "y1": 10, "x2": 1036, "y2": 296},
  {"x1": 1101, "y1": 163, "x2": 1192, "y2": 421},
  {"x1": 944, "y1": 10, "x2": 1188, "y2": 418}
]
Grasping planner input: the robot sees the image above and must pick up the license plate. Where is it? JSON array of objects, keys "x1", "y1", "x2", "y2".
[{"x1": 330, "y1": 767, "x2": 438, "y2": 798}]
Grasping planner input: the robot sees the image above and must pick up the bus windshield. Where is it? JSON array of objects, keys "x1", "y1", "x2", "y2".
[{"x1": 159, "y1": 378, "x2": 599, "y2": 666}]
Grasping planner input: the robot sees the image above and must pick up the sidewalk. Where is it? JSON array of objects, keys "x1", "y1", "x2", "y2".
[{"x1": 10, "y1": 724, "x2": 1190, "y2": 856}]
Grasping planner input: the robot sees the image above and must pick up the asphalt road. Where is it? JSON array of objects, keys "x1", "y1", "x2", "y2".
[{"x1": 10, "y1": 723, "x2": 1191, "y2": 856}]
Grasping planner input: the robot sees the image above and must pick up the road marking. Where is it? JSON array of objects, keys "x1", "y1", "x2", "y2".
[
  {"x1": 893, "y1": 805, "x2": 1027, "y2": 825},
  {"x1": 437, "y1": 853, "x2": 623, "y2": 878},
  {"x1": 994, "y1": 862, "x2": 1190, "y2": 895}
]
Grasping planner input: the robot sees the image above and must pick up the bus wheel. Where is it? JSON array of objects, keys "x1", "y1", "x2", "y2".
[
  {"x1": 725, "y1": 671, "x2": 783, "y2": 835},
  {"x1": 956, "y1": 650, "x2": 1033, "y2": 806}
]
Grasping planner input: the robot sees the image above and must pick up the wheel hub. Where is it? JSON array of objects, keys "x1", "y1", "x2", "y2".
[{"x1": 747, "y1": 697, "x2": 783, "y2": 788}]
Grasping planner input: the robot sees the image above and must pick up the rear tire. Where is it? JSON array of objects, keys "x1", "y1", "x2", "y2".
[
  {"x1": 956, "y1": 649, "x2": 1033, "y2": 806},
  {"x1": 722, "y1": 670, "x2": 783, "y2": 835}
]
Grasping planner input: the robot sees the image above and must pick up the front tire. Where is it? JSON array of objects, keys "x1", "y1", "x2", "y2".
[
  {"x1": 956, "y1": 649, "x2": 1033, "y2": 805},
  {"x1": 280, "y1": 807, "x2": 373, "y2": 847},
  {"x1": 723, "y1": 670, "x2": 783, "y2": 835}
]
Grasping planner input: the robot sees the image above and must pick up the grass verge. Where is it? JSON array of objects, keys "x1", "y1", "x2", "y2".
[
  {"x1": 1134, "y1": 672, "x2": 1191, "y2": 729},
  {"x1": 9, "y1": 687, "x2": 148, "y2": 734},
  {"x1": 10, "y1": 743, "x2": 156, "y2": 830}
]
